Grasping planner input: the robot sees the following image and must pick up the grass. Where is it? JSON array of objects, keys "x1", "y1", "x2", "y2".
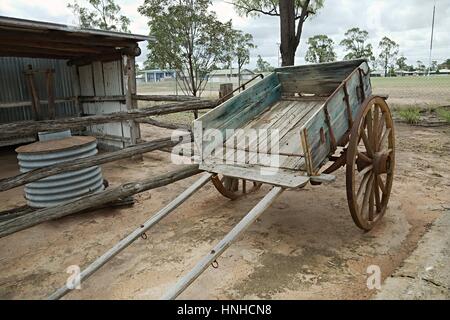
[
  {"x1": 436, "y1": 107, "x2": 450, "y2": 123},
  {"x1": 396, "y1": 107, "x2": 421, "y2": 124}
]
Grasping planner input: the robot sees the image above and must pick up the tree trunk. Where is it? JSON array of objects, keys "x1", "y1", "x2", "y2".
[{"x1": 279, "y1": 0, "x2": 296, "y2": 66}]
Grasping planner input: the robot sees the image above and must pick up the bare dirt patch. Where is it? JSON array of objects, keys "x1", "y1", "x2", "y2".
[{"x1": 0, "y1": 123, "x2": 448, "y2": 299}]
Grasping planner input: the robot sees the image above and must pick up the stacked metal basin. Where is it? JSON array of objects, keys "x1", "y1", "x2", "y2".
[{"x1": 16, "y1": 131, "x2": 104, "y2": 208}]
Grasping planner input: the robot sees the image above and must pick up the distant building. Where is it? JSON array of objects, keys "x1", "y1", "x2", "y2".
[
  {"x1": 140, "y1": 69, "x2": 176, "y2": 83},
  {"x1": 437, "y1": 68, "x2": 450, "y2": 75},
  {"x1": 370, "y1": 70, "x2": 385, "y2": 77},
  {"x1": 208, "y1": 69, "x2": 256, "y2": 83}
]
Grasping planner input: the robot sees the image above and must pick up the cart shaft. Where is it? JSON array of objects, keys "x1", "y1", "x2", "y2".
[
  {"x1": 48, "y1": 172, "x2": 213, "y2": 300},
  {"x1": 162, "y1": 186, "x2": 284, "y2": 300}
]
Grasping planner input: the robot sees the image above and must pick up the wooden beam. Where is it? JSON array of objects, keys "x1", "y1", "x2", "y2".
[
  {"x1": 46, "y1": 69, "x2": 56, "y2": 120},
  {"x1": 137, "y1": 118, "x2": 191, "y2": 132},
  {"x1": 0, "y1": 136, "x2": 187, "y2": 192},
  {"x1": 24, "y1": 67, "x2": 41, "y2": 120},
  {"x1": 133, "y1": 95, "x2": 200, "y2": 102},
  {"x1": 1, "y1": 38, "x2": 114, "y2": 55},
  {"x1": 123, "y1": 55, "x2": 140, "y2": 147},
  {"x1": 0, "y1": 99, "x2": 218, "y2": 138},
  {"x1": 0, "y1": 165, "x2": 202, "y2": 239},
  {"x1": 0, "y1": 31, "x2": 139, "y2": 49}
]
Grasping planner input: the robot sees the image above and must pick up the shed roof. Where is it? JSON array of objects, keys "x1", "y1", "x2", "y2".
[{"x1": 0, "y1": 16, "x2": 153, "y2": 62}]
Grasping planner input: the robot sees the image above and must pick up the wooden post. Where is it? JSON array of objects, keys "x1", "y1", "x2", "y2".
[
  {"x1": 25, "y1": 65, "x2": 41, "y2": 120},
  {"x1": 46, "y1": 69, "x2": 56, "y2": 120},
  {"x1": 219, "y1": 83, "x2": 233, "y2": 102},
  {"x1": 71, "y1": 66, "x2": 83, "y2": 117},
  {"x1": 122, "y1": 54, "x2": 141, "y2": 150}
]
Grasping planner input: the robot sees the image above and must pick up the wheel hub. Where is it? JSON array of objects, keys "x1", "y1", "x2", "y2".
[{"x1": 373, "y1": 151, "x2": 391, "y2": 174}]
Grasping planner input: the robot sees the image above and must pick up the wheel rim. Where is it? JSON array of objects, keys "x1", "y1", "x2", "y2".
[
  {"x1": 211, "y1": 175, "x2": 262, "y2": 200},
  {"x1": 346, "y1": 97, "x2": 395, "y2": 231}
]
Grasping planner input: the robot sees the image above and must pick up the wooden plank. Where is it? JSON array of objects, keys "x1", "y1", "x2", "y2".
[
  {"x1": 0, "y1": 100, "x2": 217, "y2": 138},
  {"x1": 302, "y1": 62, "x2": 371, "y2": 172},
  {"x1": 133, "y1": 95, "x2": 200, "y2": 102},
  {"x1": 207, "y1": 149, "x2": 305, "y2": 171},
  {"x1": 200, "y1": 163, "x2": 309, "y2": 189}
]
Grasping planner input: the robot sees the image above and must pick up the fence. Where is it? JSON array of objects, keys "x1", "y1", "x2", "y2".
[{"x1": 137, "y1": 72, "x2": 450, "y2": 111}]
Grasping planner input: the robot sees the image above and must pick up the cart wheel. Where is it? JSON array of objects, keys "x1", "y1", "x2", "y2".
[
  {"x1": 346, "y1": 96, "x2": 395, "y2": 231},
  {"x1": 211, "y1": 175, "x2": 262, "y2": 200}
]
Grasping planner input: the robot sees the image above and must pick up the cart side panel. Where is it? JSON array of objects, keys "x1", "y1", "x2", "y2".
[
  {"x1": 303, "y1": 62, "x2": 371, "y2": 173},
  {"x1": 194, "y1": 73, "x2": 281, "y2": 161},
  {"x1": 276, "y1": 59, "x2": 367, "y2": 96}
]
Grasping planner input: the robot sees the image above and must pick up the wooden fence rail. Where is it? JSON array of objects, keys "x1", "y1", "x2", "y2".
[
  {"x1": 0, "y1": 135, "x2": 190, "y2": 192},
  {"x1": 0, "y1": 99, "x2": 217, "y2": 138},
  {"x1": 0, "y1": 164, "x2": 201, "y2": 238}
]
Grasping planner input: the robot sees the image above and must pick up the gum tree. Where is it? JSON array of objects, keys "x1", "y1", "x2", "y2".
[
  {"x1": 378, "y1": 36, "x2": 399, "y2": 77},
  {"x1": 305, "y1": 34, "x2": 336, "y2": 63},
  {"x1": 67, "y1": 0, "x2": 130, "y2": 32},
  {"x1": 139, "y1": 0, "x2": 235, "y2": 100},
  {"x1": 232, "y1": 0, "x2": 324, "y2": 66}
]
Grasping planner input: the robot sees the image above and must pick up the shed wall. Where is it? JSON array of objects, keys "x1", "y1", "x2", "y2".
[
  {"x1": 78, "y1": 59, "x2": 132, "y2": 150},
  {"x1": 0, "y1": 57, "x2": 77, "y2": 146}
]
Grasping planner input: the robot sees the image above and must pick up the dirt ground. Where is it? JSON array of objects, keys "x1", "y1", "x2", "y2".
[{"x1": 0, "y1": 122, "x2": 448, "y2": 300}]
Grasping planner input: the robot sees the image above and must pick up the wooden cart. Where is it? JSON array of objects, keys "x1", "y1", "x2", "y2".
[
  {"x1": 196, "y1": 59, "x2": 395, "y2": 231},
  {"x1": 50, "y1": 59, "x2": 395, "y2": 300}
]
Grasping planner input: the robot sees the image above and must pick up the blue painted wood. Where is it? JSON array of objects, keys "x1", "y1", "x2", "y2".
[
  {"x1": 303, "y1": 62, "x2": 371, "y2": 172},
  {"x1": 194, "y1": 73, "x2": 281, "y2": 158}
]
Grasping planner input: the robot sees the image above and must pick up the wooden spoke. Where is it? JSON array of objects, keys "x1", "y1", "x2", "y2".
[
  {"x1": 357, "y1": 172, "x2": 372, "y2": 203},
  {"x1": 360, "y1": 129, "x2": 373, "y2": 157},
  {"x1": 378, "y1": 128, "x2": 392, "y2": 150},
  {"x1": 358, "y1": 164, "x2": 373, "y2": 178},
  {"x1": 346, "y1": 96, "x2": 395, "y2": 231},
  {"x1": 377, "y1": 112, "x2": 385, "y2": 142},
  {"x1": 378, "y1": 176, "x2": 386, "y2": 194},
  {"x1": 369, "y1": 187, "x2": 375, "y2": 221},
  {"x1": 374, "y1": 175, "x2": 382, "y2": 213},
  {"x1": 373, "y1": 105, "x2": 380, "y2": 151},
  {"x1": 361, "y1": 174, "x2": 374, "y2": 218},
  {"x1": 358, "y1": 152, "x2": 372, "y2": 163}
]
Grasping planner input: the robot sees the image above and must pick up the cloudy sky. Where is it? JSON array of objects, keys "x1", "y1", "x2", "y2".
[{"x1": 0, "y1": 0, "x2": 448, "y2": 69}]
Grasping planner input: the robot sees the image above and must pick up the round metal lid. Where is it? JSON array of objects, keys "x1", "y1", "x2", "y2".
[{"x1": 16, "y1": 136, "x2": 97, "y2": 154}]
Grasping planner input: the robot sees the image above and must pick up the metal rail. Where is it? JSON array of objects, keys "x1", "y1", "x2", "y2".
[
  {"x1": 162, "y1": 186, "x2": 284, "y2": 300},
  {"x1": 48, "y1": 172, "x2": 213, "y2": 300}
]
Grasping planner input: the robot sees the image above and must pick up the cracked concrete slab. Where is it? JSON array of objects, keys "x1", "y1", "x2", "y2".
[{"x1": 374, "y1": 211, "x2": 450, "y2": 300}]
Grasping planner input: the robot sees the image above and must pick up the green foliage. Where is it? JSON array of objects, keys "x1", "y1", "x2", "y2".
[
  {"x1": 255, "y1": 55, "x2": 274, "y2": 72},
  {"x1": 232, "y1": 0, "x2": 324, "y2": 18},
  {"x1": 340, "y1": 27, "x2": 375, "y2": 62},
  {"x1": 396, "y1": 56, "x2": 408, "y2": 70},
  {"x1": 305, "y1": 34, "x2": 336, "y2": 63},
  {"x1": 138, "y1": 0, "x2": 237, "y2": 96},
  {"x1": 438, "y1": 59, "x2": 450, "y2": 69},
  {"x1": 67, "y1": 0, "x2": 130, "y2": 32},
  {"x1": 231, "y1": 31, "x2": 256, "y2": 70},
  {"x1": 378, "y1": 36, "x2": 399, "y2": 77},
  {"x1": 416, "y1": 60, "x2": 426, "y2": 71},
  {"x1": 436, "y1": 108, "x2": 450, "y2": 123},
  {"x1": 397, "y1": 107, "x2": 421, "y2": 124}
]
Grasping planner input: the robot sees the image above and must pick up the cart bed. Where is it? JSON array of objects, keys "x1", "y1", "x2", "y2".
[{"x1": 195, "y1": 59, "x2": 372, "y2": 187}]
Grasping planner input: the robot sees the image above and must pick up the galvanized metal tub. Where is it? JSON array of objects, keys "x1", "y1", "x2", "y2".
[{"x1": 15, "y1": 135, "x2": 104, "y2": 208}]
